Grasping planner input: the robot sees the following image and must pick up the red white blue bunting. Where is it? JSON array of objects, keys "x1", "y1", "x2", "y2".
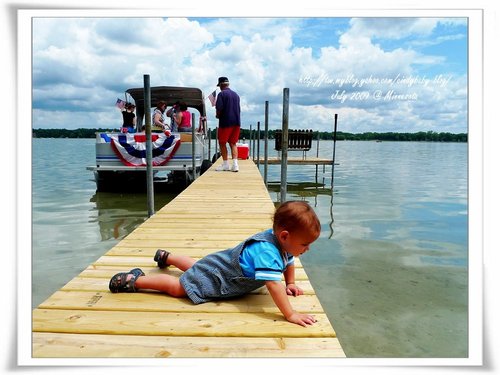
[{"x1": 107, "y1": 132, "x2": 181, "y2": 166}]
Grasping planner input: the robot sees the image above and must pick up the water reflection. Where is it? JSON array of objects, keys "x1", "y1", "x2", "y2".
[{"x1": 89, "y1": 191, "x2": 176, "y2": 241}]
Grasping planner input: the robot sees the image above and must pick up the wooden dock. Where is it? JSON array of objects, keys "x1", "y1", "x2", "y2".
[
  {"x1": 32, "y1": 159, "x2": 345, "y2": 358},
  {"x1": 255, "y1": 156, "x2": 334, "y2": 165}
]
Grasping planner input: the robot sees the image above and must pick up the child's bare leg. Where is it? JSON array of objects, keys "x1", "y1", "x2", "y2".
[
  {"x1": 167, "y1": 253, "x2": 197, "y2": 271},
  {"x1": 134, "y1": 274, "x2": 187, "y2": 297}
]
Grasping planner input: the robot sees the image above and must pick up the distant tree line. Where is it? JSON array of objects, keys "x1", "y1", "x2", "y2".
[
  {"x1": 333, "y1": 131, "x2": 467, "y2": 142},
  {"x1": 239, "y1": 129, "x2": 467, "y2": 142},
  {"x1": 33, "y1": 128, "x2": 467, "y2": 142},
  {"x1": 32, "y1": 128, "x2": 114, "y2": 139}
]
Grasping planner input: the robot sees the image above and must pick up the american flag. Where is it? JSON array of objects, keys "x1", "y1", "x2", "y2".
[
  {"x1": 115, "y1": 98, "x2": 126, "y2": 109},
  {"x1": 207, "y1": 90, "x2": 217, "y2": 107}
]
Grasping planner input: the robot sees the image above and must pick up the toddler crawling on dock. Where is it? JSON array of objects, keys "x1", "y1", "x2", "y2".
[{"x1": 109, "y1": 200, "x2": 320, "y2": 327}]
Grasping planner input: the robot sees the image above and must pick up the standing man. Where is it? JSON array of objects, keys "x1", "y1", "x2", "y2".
[{"x1": 215, "y1": 76, "x2": 241, "y2": 172}]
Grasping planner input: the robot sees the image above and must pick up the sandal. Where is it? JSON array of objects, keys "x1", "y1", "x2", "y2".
[
  {"x1": 154, "y1": 249, "x2": 171, "y2": 269},
  {"x1": 109, "y1": 268, "x2": 144, "y2": 293}
]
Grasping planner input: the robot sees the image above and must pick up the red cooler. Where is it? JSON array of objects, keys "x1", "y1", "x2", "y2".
[{"x1": 237, "y1": 143, "x2": 249, "y2": 159}]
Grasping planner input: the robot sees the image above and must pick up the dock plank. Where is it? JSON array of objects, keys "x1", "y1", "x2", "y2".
[
  {"x1": 32, "y1": 159, "x2": 345, "y2": 358},
  {"x1": 255, "y1": 156, "x2": 334, "y2": 165},
  {"x1": 38, "y1": 291, "x2": 325, "y2": 313},
  {"x1": 33, "y1": 309, "x2": 335, "y2": 337},
  {"x1": 75, "y1": 264, "x2": 311, "y2": 281},
  {"x1": 33, "y1": 333, "x2": 345, "y2": 358},
  {"x1": 61, "y1": 277, "x2": 315, "y2": 294},
  {"x1": 89, "y1": 255, "x2": 303, "y2": 268}
]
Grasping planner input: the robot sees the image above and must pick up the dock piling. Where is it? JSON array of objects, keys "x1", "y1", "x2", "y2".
[
  {"x1": 143, "y1": 74, "x2": 154, "y2": 217},
  {"x1": 332, "y1": 113, "x2": 338, "y2": 188},
  {"x1": 256, "y1": 121, "x2": 261, "y2": 169},
  {"x1": 192, "y1": 112, "x2": 196, "y2": 181},
  {"x1": 264, "y1": 101, "x2": 269, "y2": 187},
  {"x1": 280, "y1": 88, "x2": 289, "y2": 203}
]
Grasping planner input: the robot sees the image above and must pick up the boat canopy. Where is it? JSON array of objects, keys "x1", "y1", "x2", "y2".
[{"x1": 125, "y1": 86, "x2": 207, "y2": 128}]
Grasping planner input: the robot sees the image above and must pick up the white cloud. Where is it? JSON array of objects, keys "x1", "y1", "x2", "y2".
[
  {"x1": 347, "y1": 18, "x2": 439, "y2": 40},
  {"x1": 31, "y1": 16, "x2": 468, "y2": 133}
]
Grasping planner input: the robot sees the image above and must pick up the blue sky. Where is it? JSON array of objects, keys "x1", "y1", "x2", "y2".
[{"x1": 30, "y1": 14, "x2": 469, "y2": 133}]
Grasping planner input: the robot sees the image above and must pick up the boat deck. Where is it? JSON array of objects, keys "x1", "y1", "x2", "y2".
[{"x1": 32, "y1": 159, "x2": 345, "y2": 358}]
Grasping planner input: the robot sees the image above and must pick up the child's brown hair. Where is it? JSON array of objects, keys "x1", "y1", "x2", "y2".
[{"x1": 273, "y1": 201, "x2": 321, "y2": 236}]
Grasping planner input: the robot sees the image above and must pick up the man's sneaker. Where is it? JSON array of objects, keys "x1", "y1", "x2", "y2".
[
  {"x1": 231, "y1": 163, "x2": 239, "y2": 172},
  {"x1": 215, "y1": 164, "x2": 230, "y2": 171}
]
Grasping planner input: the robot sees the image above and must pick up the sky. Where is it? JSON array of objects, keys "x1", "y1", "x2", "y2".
[{"x1": 29, "y1": 13, "x2": 470, "y2": 133}]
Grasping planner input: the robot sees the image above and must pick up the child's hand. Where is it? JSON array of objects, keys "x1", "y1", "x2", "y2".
[
  {"x1": 287, "y1": 312, "x2": 317, "y2": 327},
  {"x1": 286, "y1": 283, "x2": 303, "y2": 297}
]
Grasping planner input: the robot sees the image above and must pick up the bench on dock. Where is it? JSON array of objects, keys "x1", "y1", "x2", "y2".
[{"x1": 275, "y1": 129, "x2": 314, "y2": 159}]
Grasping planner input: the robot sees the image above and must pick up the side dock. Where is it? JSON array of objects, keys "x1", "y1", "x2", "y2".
[{"x1": 33, "y1": 159, "x2": 345, "y2": 358}]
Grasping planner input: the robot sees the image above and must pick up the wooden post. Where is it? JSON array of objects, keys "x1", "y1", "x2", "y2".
[
  {"x1": 208, "y1": 127, "x2": 211, "y2": 162},
  {"x1": 192, "y1": 112, "x2": 196, "y2": 181},
  {"x1": 332, "y1": 113, "x2": 338, "y2": 189},
  {"x1": 280, "y1": 88, "x2": 289, "y2": 204},
  {"x1": 264, "y1": 101, "x2": 269, "y2": 187},
  {"x1": 316, "y1": 132, "x2": 320, "y2": 181},
  {"x1": 249, "y1": 124, "x2": 253, "y2": 160},
  {"x1": 256, "y1": 121, "x2": 261, "y2": 169},
  {"x1": 214, "y1": 127, "x2": 219, "y2": 160},
  {"x1": 144, "y1": 74, "x2": 154, "y2": 217}
]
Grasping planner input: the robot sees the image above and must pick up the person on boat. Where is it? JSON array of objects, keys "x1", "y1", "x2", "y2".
[
  {"x1": 174, "y1": 102, "x2": 192, "y2": 133},
  {"x1": 166, "y1": 101, "x2": 180, "y2": 132},
  {"x1": 214, "y1": 76, "x2": 241, "y2": 172},
  {"x1": 120, "y1": 103, "x2": 136, "y2": 133},
  {"x1": 108, "y1": 201, "x2": 320, "y2": 328},
  {"x1": 152, "y1": 101, "x2": 169, "y2": 131}
]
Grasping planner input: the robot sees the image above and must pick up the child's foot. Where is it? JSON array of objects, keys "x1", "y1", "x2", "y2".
[
  {"x1": 154, "y1": 249, "x2": 171, "y2": 269},
  {"x1": 109, "y1": 268, "x2": 144, "y2": 293}
]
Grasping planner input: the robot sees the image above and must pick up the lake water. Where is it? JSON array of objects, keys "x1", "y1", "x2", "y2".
[{"x1": 31, "y1": 137, "x2": 468, "y2": 358}]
